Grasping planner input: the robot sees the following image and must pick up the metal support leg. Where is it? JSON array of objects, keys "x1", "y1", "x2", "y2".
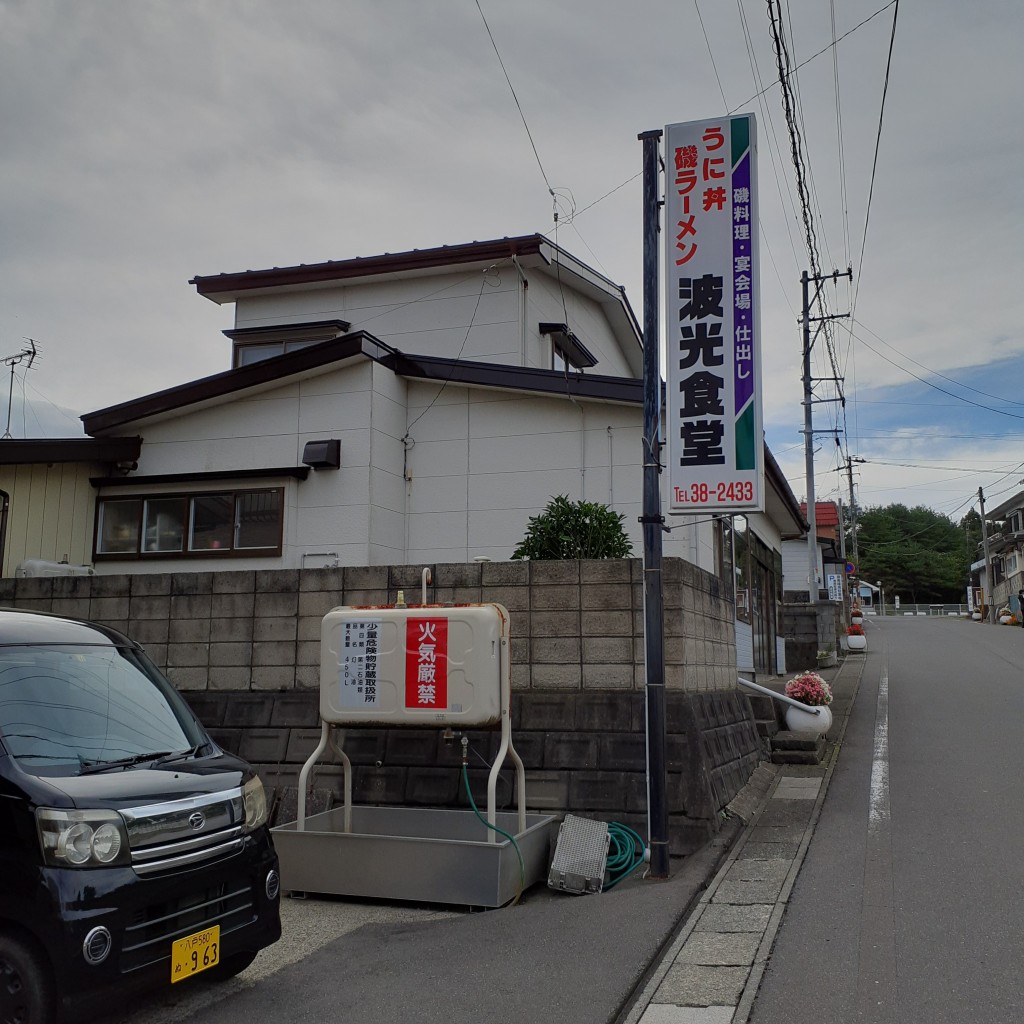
[
  {"x1": 297, "y1": 720, "x2": 331, "y2": 830},
  {"x1": 327, "y1": 727, "x2": 353, "y2": 833}
]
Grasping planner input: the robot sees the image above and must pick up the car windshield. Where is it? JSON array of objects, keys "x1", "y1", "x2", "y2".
[{"x1": 0, "y1": 643, "x2": 202, "y2": 776}]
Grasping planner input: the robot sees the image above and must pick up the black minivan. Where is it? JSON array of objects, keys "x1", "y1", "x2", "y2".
[{"x1": 0, "y1": 609, "x2": 281, "y2": 1023}]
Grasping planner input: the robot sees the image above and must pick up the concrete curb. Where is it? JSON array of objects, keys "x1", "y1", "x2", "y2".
[{"x1": 619, "y1": 653, "x2": 867, "y2": 1024}]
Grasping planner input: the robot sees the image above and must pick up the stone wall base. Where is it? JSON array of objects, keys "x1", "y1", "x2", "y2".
[{"x1": 186, "y1": 688, "x2": 762, "y2": 857}]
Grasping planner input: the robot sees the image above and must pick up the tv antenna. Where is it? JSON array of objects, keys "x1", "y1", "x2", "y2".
[{"x1": 3, "y1": 339, "x2": 38, "y2": 439}]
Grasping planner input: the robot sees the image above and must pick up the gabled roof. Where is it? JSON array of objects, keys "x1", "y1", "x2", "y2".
[
  {"x1": 82, "y1": 331, "x2": 645, "y2": 435},
  {"x1": 80, "y1": 333, "x2": 806, "y2": 543},
  {"x1": 799, "y1": 501, "x2": 840, "y2": 527},
  {"x1": 189, "y1": 233, "x2": 643, "y2": 367}
]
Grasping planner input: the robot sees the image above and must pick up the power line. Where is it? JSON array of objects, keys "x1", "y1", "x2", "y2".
[
  {"x1": 695, "y1": 0, "x2": 729, "y2": 109},
  {"x1": 851, "y1": 0, "x2": 900, "y2": 319},
  {"x1": 851, "y1": 328, "x2": 1024, "y2": 421},
  {"x1": 853, "y1": 318, "x2": 1024, "y2": 407},
  {"x1": 729, "y1": 1, "x2": 898, "y2": 114},
  {"x1": 474, "y1": 0, "x2": 554, "y2": 199}
]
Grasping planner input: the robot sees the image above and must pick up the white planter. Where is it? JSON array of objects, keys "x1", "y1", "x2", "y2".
[
  {"x1": 972, "y1": 612, "x2": 982, "y2": 620},
  {"x1": 785, "y1": 703, "x2": 833, "y2": 735},
  {"x1": 851, "y1": 614, "x2": 863, "y2": 625},
  {"x1": 999, "y1": 616, "x2": 1013, "y2": 625},
  {"x1": 847, "y1": 633, "x2": 867, "y2": 651}
]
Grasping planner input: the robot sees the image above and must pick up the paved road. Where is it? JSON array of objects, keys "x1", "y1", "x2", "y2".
[
  {"x1": 750, "y1": 615, "x2": 1024, "y2": 1023},
  {"x1": 104, "y1": 825, "x2": 732, "y2": 1024}
]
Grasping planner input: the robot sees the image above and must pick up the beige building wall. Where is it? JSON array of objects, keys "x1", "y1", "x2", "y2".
[{"x1": 0, "y1": 462, "x2": 97, "y2": 576}]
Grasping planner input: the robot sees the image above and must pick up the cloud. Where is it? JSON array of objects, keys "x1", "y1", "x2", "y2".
[{"x1": 0, "y1": 0, "x2": 1020, "y2": 515}]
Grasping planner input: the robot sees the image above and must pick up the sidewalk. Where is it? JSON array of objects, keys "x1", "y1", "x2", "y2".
[
  {"x1": 622, "y1": 654, "x2": 865, "y2": 1024},
  {"x1": 108, "y1": 657, "x2": 865, "y2": 1024}
]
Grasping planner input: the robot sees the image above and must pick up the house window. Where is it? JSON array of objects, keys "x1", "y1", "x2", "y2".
[
  {"x1": 142, "y1": 497, "x2": 186, "y2": 553},
  {"x1": 98, "y1": 500, "x2": 141, "y2": 554},
  {"x1": 95, "y1": 489, "x2": 283, "y2": 559},
  {"x1": 227, "y1": 319, "x2": 351, "y2": 368},
  {"x1": 540, "y1": 322, "x2": 597, "y2": 373},
  {"x1": 235, "y1": 339, "x2": 321, "y2": 367}
]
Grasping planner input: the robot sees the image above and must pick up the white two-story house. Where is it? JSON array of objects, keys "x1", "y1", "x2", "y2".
[
  {"x1": 2, "y1": 232, "x2": 805, "y2": 679},
  {"x1": 72, "y1": 234, "x2": 712, "y2": 572}
]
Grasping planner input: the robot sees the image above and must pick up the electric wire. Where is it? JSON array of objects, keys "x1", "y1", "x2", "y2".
[
  {"x1": 474, "y1": 0, "x2": 554, "y2": 200},
  {"x1": 695, "y1": 0, "x2": 730, "y2": 109},
  {"x1": 695, "y1": 0, "x2": 797, "y2": 317},
  {"x1": 737, "y1": 0, "x2": 804, "y2": 274},
  {"x1": 404, "y1": 268, "x2": 494, "y2": 437},
  {"x1": 850, "y1": 0, "x2": 900, "y2": 322},
  {"x1": 564, "y1": 173, "x2": 641, "y2": 225},
  {"x1": 728, "y1": 1, "x2": 898, "y2": 115},
  {"x1": 851, "y1": 328, "x2": 1024, "y2": 421},
  {"x1": 853, "y1": 318, "x2": 1024, "y2": 407}
]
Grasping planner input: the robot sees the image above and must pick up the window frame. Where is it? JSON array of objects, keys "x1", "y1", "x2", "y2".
[{"x1": 93, "y1": 487, "x2": 284, "y2": 561}]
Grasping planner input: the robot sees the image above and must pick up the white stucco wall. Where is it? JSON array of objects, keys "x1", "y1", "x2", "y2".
[
  {"x1": 782, "y1": 536, "x2": 823, "y2": 593},
  {"x1": 230, "y1": 262, "x2": 634, "y2": 379},
  {"x1": 93, "y1": 358, "x2": 710, "y2": 573}
]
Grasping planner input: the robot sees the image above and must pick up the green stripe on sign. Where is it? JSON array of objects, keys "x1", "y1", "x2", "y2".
[
  {"x1": 735, "y1": 403, "x2": 756, "y2": 469},
  {"x1": 731, "y1": 116, "x2": 749, "y2": 168}
]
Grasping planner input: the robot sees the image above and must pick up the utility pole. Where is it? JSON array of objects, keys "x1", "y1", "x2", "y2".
[
  {"x1": 843, "y1": 455, "x2": 866, "y2": 566},
  {"x1": 979, "y1": 487, "x2": 995, "y2": 624},
  {"x1": 837, "y1": 496, "x2": 850, "y2": 621},
  {"x1": 800, "y1": 269, "x2": 852, "y2": 603}
]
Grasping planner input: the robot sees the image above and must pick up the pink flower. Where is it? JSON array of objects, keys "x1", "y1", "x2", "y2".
[{"x1": 785, "y1": 671, "x2": 833, "y2": 707}]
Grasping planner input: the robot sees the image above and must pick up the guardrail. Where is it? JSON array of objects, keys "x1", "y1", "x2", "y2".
[
  {"x1": 876, "y1": 603, "x2": 971, "y2": 617},
  {"x1": 736, "y1": 675, "x2": 823, "y2": 716}
]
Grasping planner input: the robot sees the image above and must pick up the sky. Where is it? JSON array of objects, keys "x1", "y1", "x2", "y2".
[{"x1": 1, "y1": 0, "x2": 1022, "y2": 523}]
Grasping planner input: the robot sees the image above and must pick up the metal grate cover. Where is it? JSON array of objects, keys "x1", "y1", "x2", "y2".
[{"x1": 547, "y1": 814, "x2": 610, "y2": 894}]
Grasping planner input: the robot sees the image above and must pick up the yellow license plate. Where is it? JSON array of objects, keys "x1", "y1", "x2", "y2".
[{"x1": 170, "y1": 925, "x2": 220, "y2": 984}]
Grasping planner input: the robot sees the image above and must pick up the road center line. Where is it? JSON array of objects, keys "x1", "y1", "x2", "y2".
[{"x1": 868, "y1": 660, "x2": 890, "y2": 834}]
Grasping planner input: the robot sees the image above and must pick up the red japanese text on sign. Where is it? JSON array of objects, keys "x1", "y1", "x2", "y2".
[{"x1": 405, "y1": 617, "x2": 449, "y2": 710}]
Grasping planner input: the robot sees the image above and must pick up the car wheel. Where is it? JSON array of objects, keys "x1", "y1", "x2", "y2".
[
  {"x1": 0, "y1": 932, "x2": 55, "y2": 1024},
  {"x1": 207, "y1": 949, "x2": 259, "y2": 982}
]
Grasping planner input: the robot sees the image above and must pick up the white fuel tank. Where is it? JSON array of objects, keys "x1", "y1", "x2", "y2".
[{"x1": 319, "y1": 604, "x2": 509, "y2": 727}]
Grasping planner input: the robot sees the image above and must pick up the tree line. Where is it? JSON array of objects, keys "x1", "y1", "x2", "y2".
[{"x1": 850, "y1": 504, "x2": 982, "y2": 605}]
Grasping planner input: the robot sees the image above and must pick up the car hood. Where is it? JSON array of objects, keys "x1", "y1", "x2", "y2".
[{"x1": 36, "y1": 754, "x2": 251, "y2": 809}]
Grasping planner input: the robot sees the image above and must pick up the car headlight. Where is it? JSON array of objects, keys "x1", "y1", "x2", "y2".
[
  {"x1": 36, "y1": 809, "x2": 130, "y2": 868},
  {"x1": 242, "y1": 776, "x2": 267, "y2": 831}
]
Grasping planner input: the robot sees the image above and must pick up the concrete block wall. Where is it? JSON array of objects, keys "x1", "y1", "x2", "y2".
[
  {"x1": 782, "y1": 601, "x2": 843, "y2": 671},
  {"x1": 1, "y1": 558, "x2": 754, "y2": 856}
]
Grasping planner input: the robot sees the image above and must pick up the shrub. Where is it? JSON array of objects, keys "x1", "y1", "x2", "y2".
[
  {"x1": 512, "y1": 496, "x2": 633, "y2": 560},
  {"x1": 847, "y1": 623, "x2": 864, "y2": 636}
]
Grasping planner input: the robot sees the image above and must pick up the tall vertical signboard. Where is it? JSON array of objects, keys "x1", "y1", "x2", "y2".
[{"x1": 665, "y1": 115, "x2": 764, "y2": 513}]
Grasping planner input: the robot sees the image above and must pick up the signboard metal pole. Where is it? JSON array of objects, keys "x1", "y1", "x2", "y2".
[{"x1": 638, "y1": 128, "x2": 669, "y2": 880}]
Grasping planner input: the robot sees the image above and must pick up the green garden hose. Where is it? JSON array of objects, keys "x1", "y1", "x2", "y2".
[
  {"x1": 461, "y1": 761, "x2": 526, "y2": 904},
  {"x1": 603, "y1": 821, "x2": 647, "y2": 890}
]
